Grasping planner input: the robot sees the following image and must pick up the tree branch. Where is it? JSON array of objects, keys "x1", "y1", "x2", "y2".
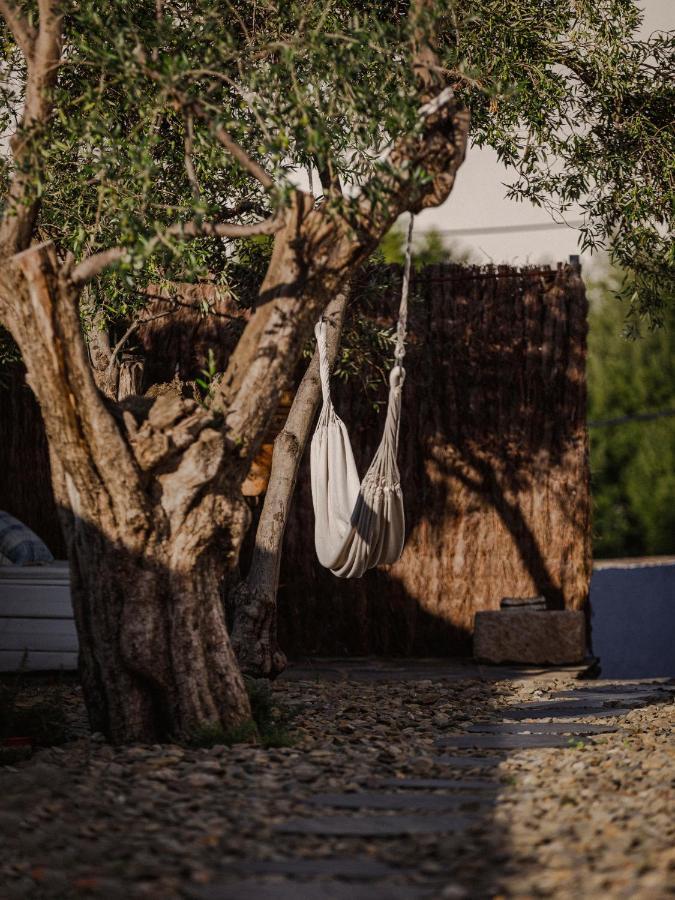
[
  {"x1": 71, "y1": 247, "x2": 128, "y2": 285},
  {"x1": 188, "y1": 100, "x2": 275, "y2": 191},
  {"x1": 70, "y1": 213, "x2": 284, "y2": 285},
  {"x1": 317, "y1": 156, "x2": 343, "y2": 198},
  {"x1": 135, "y1": 54, "x2": 276, "y2": 192},
  {"x1": 9, "y1": 241, "x2": 151, "y2": 535},
  {"x1": 0, "y1": 0, "x2": 62, "y2": 254},
  {"x1": 183, "y1": 110, "x2": 201, "y2": 201},
  {"x1": 353, "y1": 1, "x2": 469, "y2": 236},
  {"x1": 217, "y1": 0, "x2": 470, "y2": 462},
  {"x1": 27, "y1": 0, "x2": 63, "y2": 124},
  {"x1": 410, "y1": 0, "x2": 441, "y2": 94},
  {"x1": 231, "y1": 287, "x2": 349, "y2": 676},
  {"x1": 0, "y1": 0, "x2": 36, "y2": 58}
]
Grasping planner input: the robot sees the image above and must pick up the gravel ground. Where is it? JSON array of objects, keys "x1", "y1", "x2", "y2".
[{"x1": 0, "y1": 664, "x2": 673, "y2": 900}]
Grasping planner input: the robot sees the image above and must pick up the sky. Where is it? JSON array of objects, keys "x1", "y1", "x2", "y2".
[{"x1": 414, "y1": 0, "x2": 674, "y2": 269}]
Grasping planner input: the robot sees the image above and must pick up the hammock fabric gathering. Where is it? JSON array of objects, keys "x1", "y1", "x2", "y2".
[{"x1": 310, "y1": 215, "x2": 413, "y2": 578}]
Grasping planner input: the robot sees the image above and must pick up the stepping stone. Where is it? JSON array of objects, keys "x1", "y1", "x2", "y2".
[
  {"x1": 565, "y1": 681, "x2": 674, "y2": 693},
  {"x1": 467, "y1": 722, "x2": 617, "y2": 735},
  {"x1": 556, "y1": 682, "x2": 672, "y2": 692},
  {"x1": 547, "y1": 694, "x2": 655, "y2": 708},
  {"x1": 233, "y1": 857, "x2": 396, "y2": 879},
  {"x1": 190, "y1": 882, "x2": 428, "y2": 899},
  {"x1": 304, "y1": 792, "x2": 490, "y2": 812},
  {"x1": 274, "y1": 813, "x2": 475, "y2": 836},
  {"x1": 379, "y1": 778, "x2": 497, "y2": 791},
  {"x1": 519, "y1": 698, "x2": 627, "y2": 709},
  {"x1": 436, "y1": 733, "x2": 592, "y2": 750},
  {"x1": 429, "y1": 755, "x2": 503, "y2": 768},
  {"x1": 503, "y1": 704, "x2": 633, "y2": 720},
  {"x1": 552, "y1": 689, "x2": 672, "y2": 703}
]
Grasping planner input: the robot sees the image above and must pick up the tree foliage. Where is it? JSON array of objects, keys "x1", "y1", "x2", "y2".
[
  {"x1": 1, "y1": 0, "x2": 671, "y2": 333},
  {"x1": 378, "y1": 223, "x2": 473, "y2": 268}
]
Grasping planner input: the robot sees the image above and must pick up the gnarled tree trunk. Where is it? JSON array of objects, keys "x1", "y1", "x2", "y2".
[
  {"x1": 2, "y1": 243, "x2": 252, "y2": 742},
  {"x1": 0, "y1": 194, "x2": 405, "y2": 739},
  {"x1": 1, "y1": 197, "x2": 340, "y2": 740}
]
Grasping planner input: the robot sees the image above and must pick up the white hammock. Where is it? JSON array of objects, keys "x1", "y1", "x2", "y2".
[{"x1": 310, "y1": 215, "x2": 413, "y2": 578}]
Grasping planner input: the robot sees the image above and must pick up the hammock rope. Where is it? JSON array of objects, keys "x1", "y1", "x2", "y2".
[
  {"x1": 395, "y1": 212, "x2": 414, "y2": 365},
  {"x1": 310, "y1": 214, "x2": 413, "y2": 578}
]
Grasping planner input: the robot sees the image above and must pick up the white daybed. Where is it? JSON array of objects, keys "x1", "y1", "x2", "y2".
[{"x1": 0, "y1": 561, "x2": 77, "y2": 671}]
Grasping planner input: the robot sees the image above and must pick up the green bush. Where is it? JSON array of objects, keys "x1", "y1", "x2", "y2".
[{"x1": 588, "y1": 268, "x2": 675, "y2": 557}]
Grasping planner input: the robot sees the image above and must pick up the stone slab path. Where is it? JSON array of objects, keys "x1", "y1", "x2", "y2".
[
  {"x1": 0, "y1": 664, "x2": 673, "y2": 899},
  {"x1": 189, "y1": 882, "x2": 433, "y2": 899},
  {"x1": 423, "y1": 754, "x2": 503, "y2": 769},
  {"x1": 466, "y1": 721, "x2": 617, "y2": 734},
  {"x1": 435, "y1": 733, "x2": 596, "y2": 749},
  {"x1": 551, "y1": 689, "x2": 671, "y2": 704},
  {"x1": 378, "y1": 777, "x2": 498, "y2": 790},
  {"x1": 304, "y1": 791, "x2": 490, "y2": 811},
  {"x1": 274, "y1": 812, "x2": 477, "y2": 836},
  {"x1": 231, "y1": 857, "x2": 397, "y2": 878},
  {"x1": 502, "y1": 703, "x2": 634, "y2": 719}
]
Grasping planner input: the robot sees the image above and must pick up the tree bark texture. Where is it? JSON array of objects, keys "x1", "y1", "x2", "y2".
[
  {"x1": 0, "y1": 244, "x2": 252, "y2": 742},
  {"x1": 276, "y1": 262, "x2": 591, "y2": 657}
]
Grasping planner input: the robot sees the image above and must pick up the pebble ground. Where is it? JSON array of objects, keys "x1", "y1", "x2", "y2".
[{"x1": 0, "y1": 660, "x2": 673, "y2": 899}]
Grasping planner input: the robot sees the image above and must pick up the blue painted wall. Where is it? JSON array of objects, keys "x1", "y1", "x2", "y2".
[{"x1": 590, "y1": 563, "x2": 675, "y2": 678}]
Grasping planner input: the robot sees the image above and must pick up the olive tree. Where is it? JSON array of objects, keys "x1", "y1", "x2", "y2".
[
  {"x1": 0, "y1": 0, "x2": 469, "y2": 741},
  {"x1": 0, "y1": 0, "x2": 671, "y2": 738}
]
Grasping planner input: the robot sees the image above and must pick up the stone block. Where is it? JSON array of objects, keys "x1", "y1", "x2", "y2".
[{"x1": 473, "y1": 610, "x2": 586, "y2": 665}]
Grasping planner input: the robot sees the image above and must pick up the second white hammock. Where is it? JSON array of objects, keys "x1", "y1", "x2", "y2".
[
  {"x1": 310, "y1": 323, "x2": 405, "y2": 578},
  {"x1": 309, "y1": 215, "x2": 413, "y2": 579}
]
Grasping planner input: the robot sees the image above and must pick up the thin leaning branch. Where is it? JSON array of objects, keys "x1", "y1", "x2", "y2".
[
  {"x1": 0, "y1": 0, "x2": 36, "y2": 58},
  {"x1": 183, "y1": 110, "x2": 201, "y2": 201},
  {"x1": 135, "y1": 52, "x2": 276, "y2": 192},
  {"x1": 188, "y1": 100, "x2": 275, "y2": 192},
  {"x1": 70, "y1": 213, "x2": 284, "y2": 285},
  {"x1": 0, "y1": 0, "x2": 63, "y2": 254}
]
